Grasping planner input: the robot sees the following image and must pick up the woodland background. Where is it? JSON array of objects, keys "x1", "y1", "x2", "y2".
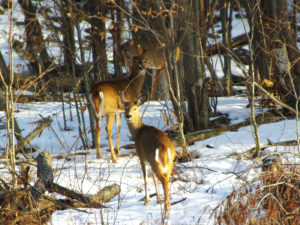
[{"x1": 0, "y1": 0, "x2": 299, "y2": 224}]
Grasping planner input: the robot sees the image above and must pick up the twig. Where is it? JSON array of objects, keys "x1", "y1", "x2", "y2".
[{"x1": 171, "y1": 197, "x2": 187, "y2": 205}]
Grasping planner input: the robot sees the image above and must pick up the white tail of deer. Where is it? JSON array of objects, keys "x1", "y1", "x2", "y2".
[
  {"x1": 119, "y1": 37, "x2": 180, "y2": 99},
  {"x1": 89, "y1": 51, "x2": 147, "y2": 163},
  {"x1": 120, "y1": 95, "x2": 176, "y2": 214}
]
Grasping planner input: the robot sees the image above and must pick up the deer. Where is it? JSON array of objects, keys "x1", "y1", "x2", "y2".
[
  {"x1": 89, "y1": 51, "x2": 147, "y2": 163},
  {"x1": 120, "y1": 94, "x2": 176, "y2": 214},
  {"x1": 119, "y1": 37, "x2": 180, "y2": 99}
]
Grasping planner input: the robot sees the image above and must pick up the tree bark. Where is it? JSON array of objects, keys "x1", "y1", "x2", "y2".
[
  {"x1": 74, "y1": 20, "x2": 97, "y2": 150},
  {"x1": 88, "y1": 0, "x2": 109, "y2": 82},
  {"x1": 15, "y1": 116, "x2": 53, "y2": 154},
  {"x1": 61, "y1": 0, "x2": 76, "y2": 79},
  {"x1": 220, "y1": 0, "x2": 232, "y2": 96},
  {"x1": 206, "y1": 33, "x2": 249, "y2": 57},
  {"x1": 110, "y1": 2, "x2": 124, "y2": 78},
  {"x1": 18, "y1": 0, "x2": 51, "y2": 78},
  {"x1": 0, "y1": 51, "x2": 9, "y2": 86},
  {"x1": 182, "y1": 0, "x2": 211, "y2": 132},
  {"x1": 244, "y1": 0, "x2": 300, "y2": 110}
]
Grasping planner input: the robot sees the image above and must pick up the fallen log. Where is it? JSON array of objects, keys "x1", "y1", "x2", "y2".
[
  {"x1": 33, "y1": 151, "x2": 120, "y2": 207},
  {"x1": 225, "y1": 139, "x2": 300, "y2": 161},
  {"x1": 117, "y1": 150, "x2": 137, "y2": 158},
  {"x1": 207, "y1": 33, "x2": 249, "y2": 56},
  {"x1": 0, "y1": 152, "x2": 120, "y2": 224},
  {"x1": 172, "y1": 111, "x2": 279, "y2": 147},
  {"x1": 15, "y1": 117, "x2": 53, "y2": 154},
  {"x1": 120, "y1": 112, "x2": 280, "y2": 150},
  {"x1": 0, "y1": 90, "x2": 52, "y2": 155}
]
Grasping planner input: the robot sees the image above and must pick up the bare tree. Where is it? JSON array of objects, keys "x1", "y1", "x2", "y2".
[
  {"x1": 18, "y1": 0, "x2": 52, "y2": 81},
  {"x1": 243, "y1": 0, "x2": 300, "y2": 112},
  {"x1": 87, "y1": 0, "x2": 109, "y2": 82},
  {"x1": 180, "y1": 0, "x2": 217, "y2": 132},
  {"x1": 220, "y1": 0, "x2": 233, "y2": 96}
]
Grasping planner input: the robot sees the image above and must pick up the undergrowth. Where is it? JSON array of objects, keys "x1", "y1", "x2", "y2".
[
  {"x1": 0, "y1": 186, "x2": 51, "y2": 225},
  {"x1": 215, "y1": 156, "x2": 300, "y2": 225}
]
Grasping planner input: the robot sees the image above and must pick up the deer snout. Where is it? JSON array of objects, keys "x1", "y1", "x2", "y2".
[{"x1": 125, "y1": 114, "x2": 132, "y2": 120}]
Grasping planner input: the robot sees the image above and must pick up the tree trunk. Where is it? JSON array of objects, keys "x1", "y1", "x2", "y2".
[
  {"x1": 277, "y1": 0, "x2": 300, "y2": 109},
  {"x1": 182, "y1": 0, "x2": 211, "y2": 132},
  {"x1": 244, "y1": 0, "x2": 300, "y2": 111},
  {"x1": 18, "y1": 0, "x2": 51, "y2": 78},
  {"x1": 15, "y1": 116, "x2": 52, "y2": 154},
  {"x1": 74, "y1": 19, "x2": 97, "y2": 150},
  {"x1": 0, "y1": 51, "x2": 9, "y2": 85},
  {"x1": 88, "y1": 0, "x2": 108, "y2": 82},
  {"x1": 110, "y1": 2, "x2": 124, "y2": 78},
  {"x1": 61, "y1": 0, "x2": 75, "y2": 79},
  {"x1": 220, "y1": 0, "x2": 232, "y2": 96}
]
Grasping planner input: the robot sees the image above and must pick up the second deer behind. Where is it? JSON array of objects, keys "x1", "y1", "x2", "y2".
[{"x1": 89, "y1": 51, "x2": 147, "y2": 163}]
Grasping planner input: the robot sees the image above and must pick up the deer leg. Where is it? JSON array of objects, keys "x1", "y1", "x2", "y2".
[
  {"x1": 96, "y1": 117, "x2": 101, "y2": 159},
  {"x1": 140, "y1": 160, "x2": 149, "y2": 205},
  {"x1": 161, "y1": 177, "x2": 170, "y2": 214},
  {"x1": 152, "y1": 170, "x2": 163, "y2": 204},
  {"x1": 106, "y1": 114, "x2": 117, "y2": 163},
  {"x1": 115, "y1": 112, "x2": 121, "y2": 155}
]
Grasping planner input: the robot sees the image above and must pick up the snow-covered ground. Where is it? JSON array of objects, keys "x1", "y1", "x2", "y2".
[
  {"x1": 0, "y1": 2, "x2": 299, "y2": 224},
  {"x1": 0, "y1": 97, "x2": 299, "y2": 224}
]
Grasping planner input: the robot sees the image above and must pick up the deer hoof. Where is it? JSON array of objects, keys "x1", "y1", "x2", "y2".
[
  {"x1": 96, "y1": 151, "x2": 101, "y2": 159},
  {"x1": 157, "y1": 197, "x2": 164, "y2": 204},
  {"x1": 144, "y1": 197, "x2": 150, "y2": 206},
  {"x1": 112, "y1": 157, "x2": 117, "y2": 163}
]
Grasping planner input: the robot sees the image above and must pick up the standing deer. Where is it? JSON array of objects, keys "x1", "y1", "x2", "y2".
[
  {"x1": 120, "y1": 95, "x2": 176, "y2": 214},
  {"x1": 89, "y1": 51, "x2": 147, "y2": 163},
  {"x1": 119, "y1": 37, "x2": 180, "y2": 99}
]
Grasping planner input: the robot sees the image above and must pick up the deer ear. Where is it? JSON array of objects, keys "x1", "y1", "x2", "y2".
[{"x1": 136, "y1": 95, "x2": 147, "y2": 106}]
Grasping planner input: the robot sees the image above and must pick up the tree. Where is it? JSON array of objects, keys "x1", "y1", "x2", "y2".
[
  {"x1": 87, "y1": 0, "x2": 109, "y2": 82},
  {"x1": 18, "y1": 0, "x2": 52, "y2": 80},
  {"x1": 180, "y1": 0, "x2": 217, "y2": 132},
  {"x1": 61, "y1": 0, "x2": 76, "y2": 80},
  {"x1": 220, "y1": 0, "x2": 233, "y2": 96},
  {"x1": 243, "y1": 0, "x2": 300, "y2": 111}
]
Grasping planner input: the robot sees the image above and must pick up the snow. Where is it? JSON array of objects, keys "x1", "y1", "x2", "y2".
[
  {"x1": 1, "y1": 97, "x2": 299, "y2": 225},
  {"x1": 0, "y1": 3, "x2": 299, "y2": 225}
]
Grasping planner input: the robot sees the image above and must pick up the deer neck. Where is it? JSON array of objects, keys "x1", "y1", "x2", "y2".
[{"x1": 126, "y1": 115, "x2": 145, "y2": 139}]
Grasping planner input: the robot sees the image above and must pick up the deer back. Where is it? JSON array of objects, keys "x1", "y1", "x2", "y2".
[
  {"x1": 90, "y1": 54, "x2": 146, "y2": 114},
  {"x1": 120, "y1": 38, "x2": 165, "y2": 70},
  {"x1": 135, "y1": 125, "x2": 175, "y2": 175}
]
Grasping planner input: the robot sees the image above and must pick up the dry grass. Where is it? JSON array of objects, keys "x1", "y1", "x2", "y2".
[
  {"x1": 0, "y1": 186, "x2": 52, "y2": 225},
  {"x1": 215, "y1": 156, "x2": 300, "y2": 225}
]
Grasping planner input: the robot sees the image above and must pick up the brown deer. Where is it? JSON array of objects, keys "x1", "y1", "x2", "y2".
[
  {"x1": 89, "y1": 51, "x2": 147, "y2": 163},
  {"x1": 120, "y1": 95, "x2": 176, "y2": 214},
  {"x1": 119, "y1": 37, "x2": 180, "y2": 99}
]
